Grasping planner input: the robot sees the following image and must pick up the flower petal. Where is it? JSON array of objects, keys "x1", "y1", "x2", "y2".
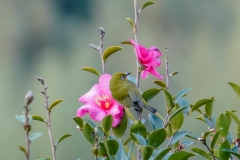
[
  {"x1": 89, "y1": 107, "x2": 106, "y2": 121},
  {"x1": 98, "y1": 74, "x2": 111, "y2": 93},
  {"x1": 76, "y1": 104, "x2": 92, "y2": 117},
  {"x1": 148, "y1": 67, "x2": 164, "y2": 80},
  {"x1": 79, "y1": 84, "x2": 99, "y2": 103},
  {"x1": 142, "y1": 70, "x2": 149, "y2": 79}
]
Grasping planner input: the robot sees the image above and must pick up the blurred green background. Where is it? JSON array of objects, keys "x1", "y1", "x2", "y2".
[{"x1": 1, "y1": 0, "x2": 240, "y2": 159}]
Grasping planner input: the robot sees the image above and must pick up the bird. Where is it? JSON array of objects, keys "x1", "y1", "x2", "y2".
[{"x1": 109, "y1": 72, "x2": 157, "y2": 116}]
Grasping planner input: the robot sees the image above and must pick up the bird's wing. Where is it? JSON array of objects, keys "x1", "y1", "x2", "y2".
[{"x1": 128, "y1": 88, "x2": 144, "y2": 108}]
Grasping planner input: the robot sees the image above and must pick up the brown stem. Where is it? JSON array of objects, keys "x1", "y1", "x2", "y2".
[
  {"x1": 97, "y1": 27, "x2": 105, "y2": 74},
  {"x1": 24, "y1": 106, "x2": 30, "y2": 160},
  {"x1": 202, "y1": 140, "x2": 216, "y2": 160},
  {"x1": 165, "y1": 48, "x2": 170, "y2": 90}
]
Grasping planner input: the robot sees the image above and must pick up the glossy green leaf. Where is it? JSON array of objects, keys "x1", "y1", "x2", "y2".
[
  {"x1": 121, "y1": 41, "x2": 132, "y2": 45},
  {"x1": 98, "y1": 142, "x2": 107, "y2": 157},
  {"x1": 153, "y1": 148, "x2": 172, "y2": 160},
  {"x1": 112, "y1": 109, "x2": 128, "y2": 138},
  {"x1": 168, "y1": 151, "x2": 196, "y2": 160},
  {"x1": 211, "y1": 128, "x2": 223, "y2": 150},
  {"x1": 222, "y1": 148, "x2": 240, "y2": 159},
  {"x1": 236, "y1": 125, "x2": 240, "y2": 138},
  {"x1": 104, "y1": 139, "x2": 119, "y2": 156},
  {"x1": 56, "y1": 134, "x2": 71, "y2": 146},
  {"x1": 186, "y1": 133, "x2": 199, "y2": 141},
  {"x1": 103, "y1": 46, "x2": 123, "y2": 63},
  {"x1": 29, "y1": 132, "x2": 42, "y2": 141},
  {"x1": 196, "y1": 115, "x2": 206, "y2": 123},
  {"x1": 203, "y1": 131, "x2": 212, "y2": 140},
  {"x1": 205, "y1": 97, "x2": 214, "y2": 118},
  {"x1": 84, "y1": 119, "x2": 97, "y2": 128},
  {"x1": 170, "y1": 104, "x2": 184, "y2": 132},
  {"x1": 170, "y1": 131, "x2": 190, "y2": 146},
  {"x1": 163, "y1": 89, "x2": 173, "y2": 110},
  {"x1": 216, "y1": 113, "x2": 231, "y2": 138},
  {"x1": 19, "y1": 145, "x2": 26, "y2": 156},
  {"x1": 153, "y1": 80, "x2": 166, "y2": 88},
  {"x1": 219, "y1": 140, "x2": 230, "y2": 160},
  {"x1": 35, "y1": 156, "x2": 51, "y2": 160},
  {"x1": 73, "y1": 117, "x2": 84, "y2": 129},
  {"x1": 181, "y1": 140, "x2": 195, "y2": 148},
  {"x1": 32, "y1": 115, "x2": 45, "y2": 123},
  {"x1": 174, "y1": 88, "x2": 192, "y2": 103},
  {"x1": 226, "y1": 110, "x2": 240, "y2": 126},
  {"x1": 142, "y1": 88, "x2": 161, "y2": 102},
  {"x1": 49, "y1": 99, "x2": 63, "y2": 113},
  {"x1": 191, "y1": 147, "x2": 212, "y2": 160},
  {"x1": 140, "y1": 1, "x2": 154, "y2": 11},
  {"x1": 82, "y1": 122, "x2": 95, "y2": 145},
  {"x1": 228, "y1": 82, "x2": 240, "y2": 98},
  {"x1": 141, "y1": 146, "x2": 153, "y2": 160},
  {"x1": 131, "y1": 133, "x2": 147, "y2": 146},
  {"x1": 82, "y1": 67, "x2": 101, "y2": 76},
  {"x1": 148, "y1": 114, "x2": 163, "y2": 130},
  {"x1": 148, "y1": 128, "x2": 167, "y2": 149},
  {"x1": 126, "y1": 18, "x2": 135, "y2": 29},
  {"x1": 130, "y1": 120, "x2": 147, "y2": 139},
  {"x1": 102, "y1": 115, "x2": 113, "y2": 135},
  {"x1": 15, "y1": 115, "x2": 32, "y2": 123},
  {"x1": 123, "y1": 144, "x2": 136, "y2": 160},
  {"x1": 123, "y1": 137, "x2": 131, "y2": 146},
  {"x1": 111, "y1": 136, "x2": 128, "y2": 160},
  {"x1": 123, "y1": 107, "x2": 135, "y2": 122},
  {"x1": 191, "y1": 99, "x2": 214, "y2": 112},
  {"x1": 177, "y1": 97, "x2": 190, "y2": 115}
]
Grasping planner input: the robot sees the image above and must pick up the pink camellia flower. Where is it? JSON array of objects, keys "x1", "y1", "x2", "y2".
[
  {"x1": 130, "y1": 39, "x2": 163, "y2": 80},
  {"x1": 76, "y1": 74, "x2": 124, "y2": 127}
]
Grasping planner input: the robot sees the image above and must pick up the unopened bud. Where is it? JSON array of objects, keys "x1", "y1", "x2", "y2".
[
  {"x1": 37, "y1": 77, "x2": 44, "y2": 85},
  {"x1": 24, "y1": 124, "x2": 31, "y2": 132},
  {"x1": 25, "y1": 90, "x2": 34, "y2": 105}
]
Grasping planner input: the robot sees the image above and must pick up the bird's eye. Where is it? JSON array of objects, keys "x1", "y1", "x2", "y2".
[{"x1": 120, "y1": 76, "x2": 125, "y2": 80}]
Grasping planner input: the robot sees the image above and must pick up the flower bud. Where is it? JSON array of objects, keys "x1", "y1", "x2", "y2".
[{"x1": 25, "y1": 90, "x2": 34, "y2": 105}]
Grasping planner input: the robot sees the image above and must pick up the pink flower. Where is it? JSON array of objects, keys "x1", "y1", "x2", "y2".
[
  {"x1": 76, "y1": 74, "x2": 124, "y2": 127},
  {"x1": 130, "y1": 39, "x2": 163, "y2": 80}
]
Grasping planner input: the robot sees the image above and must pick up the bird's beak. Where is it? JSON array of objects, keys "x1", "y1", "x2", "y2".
[{"x1": 125, "y1": 72, "x2": 131, "y2": 76}]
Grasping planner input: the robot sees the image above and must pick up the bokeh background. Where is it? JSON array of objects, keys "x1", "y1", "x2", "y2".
[{"x1": 1, "y1": 0, "x2": 240, "y2": 159}]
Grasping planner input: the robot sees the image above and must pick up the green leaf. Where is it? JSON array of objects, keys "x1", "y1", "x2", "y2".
[
  {"x1": 174, "y1": 88, "x2": 192, "y2": 103},
  {"x1": 112, "y1": 109, "x2": 128, "y2": 138},
  {"x1": 228, "y1": 82, "x2": 240, "y2": 98},
  {"x1": 102, "y1": 115, "x2": 113, "y2": 135},
  {"x1": 111, "y1": 136, "x2": 128, "y2": 160},
  {"x1": 56, "y1": 134, "x2": 71, "y2": 146},
  {"x1": 102, "y1": 46, "x2": 123, "y2": 63},
  {"x1": 142, "y1": 88, "x2": 161, "y2": 102},
  {"x1": 131, "y1": 133, "x2": 147, "y2": 146},
  {"x1": 32, "y1": 115, "x2": 45, "y2": 123},
  {"x1": 170, "y1": 104, "x2": 184, "y2": 132},
  {"x1": 123, "y1": 137, "x2": 131, "y2": 146},
  {"x1": 222, "y1": 148, "x2": 240, "y2": 159},
  {"x1": 196, "y1": 115, "x2": 206, "y2": 123},
  {"x1": 205, "y1": 97, "x2": 214, "y2": 118},
  {"x1": 141, "y1": 146, "x2": 153, "y2": 160},
  {"x1": 211, "y1": 128, "x2": 223, "y2": 150},
  {"x1": 98, "y1": 142, "x2": 107, "y2": 157},
  {"x1": 19, "y1": 145, "x2": 26, "y2": 156},
  {"x1": 126, "y1": 18, "x2": 135, "y2": 29},
  {"x1": 170, "y1": 131, "x2": 190, "y2": 146},
  {"x1": 168, "y1": 151, "x2": 196, "y2": 160},
  {"x1": 130, "y1": 120, "x2": 147, "y2": 140},
  {"x1": 35, "y1": 156, "x2": 51, "y2": 160},
  {"x1": 177, "y1": 97, "x2": 190, "y2": 115},
  {"x1": 104, "y1": 139, "x2": 119, "y2": 156},
  {"x1": 191, "y1": 147, "x2": 212, "y2": 160},
  {"x1": 73, "y1": 117, "x2": 84, "y2": 129},
  {"x1": 140, "y1": 1, "x2": 154, "y2": 11},
  {"x1": 203, "y1": 131, "x2": 212, "y2": 140},
  {"x1": 124, "y1": 108, "x2": 135, "y2": 122},
  {"x1": 95, "y1": 126, "x2": 105, "y2": 138},
  {"x1": 169, "y1": 106, "x2": 188, "y2": 121},
  {"x1": 153, "y1": 80, "x2": 166, "y2": 88},
  {"x1": 29, "y1": 132, "x2": 42, "y2": 141},
  {"x1": 163, "y1": 89, "x2": 173, "y2": 110},
  {"x1": 15, "y1": 115, "x2": 32, "y2": 123},
  {"x1": 148, "y1": 114, "x2": 163, "y2": 130},
  {"x1": 123, "y1": 144, "x2": 136, "y2": 160},
  {"x1": 191, "y1": 99, "x2": 214, "y2": 112},
  {"x1": 148, "y1": 128, "x2": 167, "y2": 149},
  {"x1": 121, "y1": 41, "x2": 133, "y2": 45},
  {"x1": 219, "y1": 140, "x2": 230, "y2": 160},
  {"x1": 153, "y1": 148, "x2": 172, "y2": 160},
  {"x1": 226, "y1": 110, "x2": 240, "y2": 126},
  {"x1": 82, "y1": 122, "x2": 95, "y2": 145},
  {"x1": 216, "y1": 113, "x2": 231, "y2": 138},
  {"x1": 82, "y1": 67, "x2": 101, "y2": 76},
  {"x1": 186, "y1": 133, "x2": 199, "y2": 141},
  {"x1": 49, "y1": 99, "x2": 63, "y2": 113}
]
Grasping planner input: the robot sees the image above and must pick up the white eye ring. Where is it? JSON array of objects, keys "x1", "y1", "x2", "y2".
[{"x1": 120, "y1": 76, "x2": 125, "y2": 80}]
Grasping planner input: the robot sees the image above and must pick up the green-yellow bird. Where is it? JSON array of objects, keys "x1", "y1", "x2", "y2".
[{"x1": 109, "y1": 72, "x2": 157, "y2": 114}]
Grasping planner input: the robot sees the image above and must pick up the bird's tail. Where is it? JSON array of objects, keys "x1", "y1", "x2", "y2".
[{"x1": 145, "y1": 105, "x2": 157, "y2": 114}]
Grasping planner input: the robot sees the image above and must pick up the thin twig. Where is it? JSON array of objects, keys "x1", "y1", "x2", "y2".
[
  {"x1": 165, "y1": 48, "x2": 170, "y2": 90},
  {"x1": 97, "y1": 27, "x2": 105, "y2": 74},
  {"x1": 37, "y1": 77, "x2": 57, "y2": 160},
  {"x1": 24, "y1": 105, "x2": 30, "y2": 160},
  {"x1": 202, "y1": 140, "x2": 216, "y2": 160},
  {"x1": 166, "y1": 136, "x2": 173, "y2": 148}
]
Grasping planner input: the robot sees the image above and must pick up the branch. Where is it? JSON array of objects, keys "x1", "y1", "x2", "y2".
[{"x1": 97, "y1": 27, "x2": 105, "y2": 74}]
